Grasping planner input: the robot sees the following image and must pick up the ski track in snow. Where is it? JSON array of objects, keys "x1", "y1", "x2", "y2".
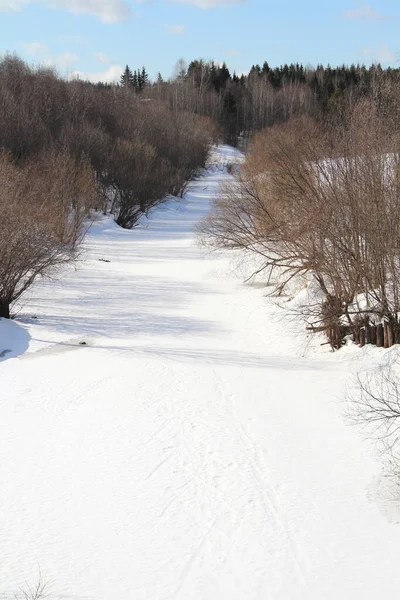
[{"x1": 1, "y1": 145, "x2": 400, "y2": 599}]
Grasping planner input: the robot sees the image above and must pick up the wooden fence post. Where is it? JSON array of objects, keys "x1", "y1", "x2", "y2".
[
  {"x1": 387, "y1": 322, "x2": 394, "y2": 348},
  {"x1": 377, "y1": 323, "x2": 383, "y2": 347},
  {"x1": 384, "y1": 322, "x2": 389, "y2": 348}
]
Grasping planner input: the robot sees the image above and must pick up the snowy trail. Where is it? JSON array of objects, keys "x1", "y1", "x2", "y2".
[{"x1": 1, "y1": 145, "x2": 400, "y2": 599}]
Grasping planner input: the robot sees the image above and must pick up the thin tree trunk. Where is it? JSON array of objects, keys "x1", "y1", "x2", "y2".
[{"x1": 0, "y1": 300, "x2": 10, "y2": 319}]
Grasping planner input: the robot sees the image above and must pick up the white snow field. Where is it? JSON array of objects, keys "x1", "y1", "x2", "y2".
[{"x1": 1, "y1": 145, "x2": 400, "y2": 600}]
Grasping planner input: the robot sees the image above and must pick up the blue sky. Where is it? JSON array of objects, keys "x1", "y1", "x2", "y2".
[{"x1": 0, "y1": 0, "x2": 399, "y2": 82}]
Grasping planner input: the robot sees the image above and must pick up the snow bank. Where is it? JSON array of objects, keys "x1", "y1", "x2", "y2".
[{"x1": 1, "y1": 146, "x2": 400, "y2": 600}]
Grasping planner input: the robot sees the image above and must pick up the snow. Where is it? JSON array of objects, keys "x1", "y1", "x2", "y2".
[{"x1": 1, "y1": 145, "x2": 400, "y2": 599}]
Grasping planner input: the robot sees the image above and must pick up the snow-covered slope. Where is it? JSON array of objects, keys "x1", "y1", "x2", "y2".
[{"x1": 1, "y1": 145, "x2": 400, "y2": 600}]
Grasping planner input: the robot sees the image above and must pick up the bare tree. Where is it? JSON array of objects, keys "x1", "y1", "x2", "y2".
[
  {"x1": 0, "y1": 152, "x2": 96, "y2": 318},
  {"x1": 107, "y1": 100, "x2": 217, "y2": 228},
  {"x1": 348, "y1": 364, "x2": 400, "y2": 483},
  {"x1": 10, "y1": 570, "x2": 56, "y2": 600},
  {"x1": 199, "y1": 97, "x2": 400, "y2": 348},
  {"x1": 16, "y1": 577, "x2": 49, "y2": 600}
]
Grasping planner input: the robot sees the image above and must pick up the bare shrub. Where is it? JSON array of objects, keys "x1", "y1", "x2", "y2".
[
  {"x1": 0, "y1": 152, "x2": 97, "y2": 318},
  {"x1": 199, "y1": 99, "x2": 400, "y2": 347},
  {"x1": 348, "y1": 362, "x2": 400, "y2": 484},
  {"x1": 107, "y1": 101, "x2": 217, "y2": 228},
  {"x1": 197, "y1": 115, "x2": 325, "y2": 282},
  {"x1": 15, "y1": 574, "x2": 50, "y2": 600},
  {"x1": 109, "y1": 138, "x2": 171, "y2": 228},
  {"x1": 0, "y1": 56, "x2": 217, "y2": 231}
]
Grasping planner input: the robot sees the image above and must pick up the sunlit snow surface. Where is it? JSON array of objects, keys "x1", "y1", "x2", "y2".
[{"x1": 1, "y1": 146, "x2": 400, "y2": 600}]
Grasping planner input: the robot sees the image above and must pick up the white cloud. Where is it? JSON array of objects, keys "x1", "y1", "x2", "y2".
[
  {"x1": 71, "y1": 64, "x2": 123, "y2": 83},
  {"x1": 361, "y1": 42, "x2": 397, "y2": 63},
  {"x1": 345, "y1": 3, "x2": 389, "y2": 21},
  {"x1": 23, "y1": 41, "x2": 47, "y2": 56},
  {"x1": 21, "y1": 43, "x2": 80, "y2": 72},
  {"x1": 171, "y1": 0, "x2": 243, "y2": 7},
  {"x1": 226, "y1": 49, "x2": 239, "y2": 56},
  {"x1": 0, "y1": 0, "x2": 25, "y2": 11},
  {"x1": 57, "y1": 52, "x2": 79, "y2": 68},
  {"x1": 94, "y1": 51, "x2": 111, "y2": 63},
  {"x1": 1, "y1": 0, "x2": 241, "y2": 16},
  {"x1": 0, "y1": 0, "x2": 132, "y2": 22},
  {"x1": 21, "y1": 50, "x2": 80, "y2": 74},
  {"x1": 164, "y1": 24, "x2": 186, "y2": 35},
  {"x1": 49, "y1": 0, "x2": 131, "y2": 22},
  {"x1": 0, "y1": 0, "x2": 12, "y2": 9},
  {"x1": 69, "y1": 70, "x2": 85, "y2": 79}
]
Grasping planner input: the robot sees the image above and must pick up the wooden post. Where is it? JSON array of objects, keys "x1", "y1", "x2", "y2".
[
  {"x1": 387, "y1": 323, "x2": 394, "y2": 348},
  {"x1": 360, "y1": 328, "x2": 366, "y2": 348},
  {"x1": 393, "y1": 324, "x2": 398, "y2": 345},
  {"x1": 377, "y1": 323, "x2": 383, "y2": 347},
  {"x1": 370, "y1": 325, "x2": 377, "y2": 346},
  {"x1": 384, "y1": 322, "x2": 389, "y2": 348}
]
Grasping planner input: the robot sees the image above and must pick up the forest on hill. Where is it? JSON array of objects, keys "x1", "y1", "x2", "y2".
[{"x1": 119, "y1": 59, "x2": 400, "y2": 143}]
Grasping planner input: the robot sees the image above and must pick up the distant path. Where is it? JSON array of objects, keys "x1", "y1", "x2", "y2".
[{"x1": 1, "y1": 146, "x2": 400, "y2": 600}]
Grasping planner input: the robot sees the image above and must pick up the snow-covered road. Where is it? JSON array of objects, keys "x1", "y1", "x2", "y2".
[{"x1": 1, "y1": 146, "x2": 400, "y2": 599}]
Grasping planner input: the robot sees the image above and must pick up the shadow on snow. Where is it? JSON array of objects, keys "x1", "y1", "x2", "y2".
[{"x1": 0, "y1": 318, "x2": 31, "y2": 363}]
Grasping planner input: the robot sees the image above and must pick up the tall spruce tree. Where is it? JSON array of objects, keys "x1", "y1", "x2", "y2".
[
  {"x1": 120, "y1": 65, "x2": 134, "y2": 89},
  {"x1": 135, "y1": 66, "x2": 148, "y2": 92},
  {"x1": 141, "y1": 66, "x2": 148, "y2": 88}
]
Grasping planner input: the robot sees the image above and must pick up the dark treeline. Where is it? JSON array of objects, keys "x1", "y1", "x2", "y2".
[
  {"x1": 120, "y1": 65, "x2": 149, "y2": 93},
  {"x1": 120, "y1": 58, "x2": 400, "y2": 144}
]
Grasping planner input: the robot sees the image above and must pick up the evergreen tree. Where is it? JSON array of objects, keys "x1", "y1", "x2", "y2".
[
  {"x1": 222, "y1": 89, "x2": 238, "y2": 145},
  {"x1": 120, "y1": 65, "x2": 134, "y2": 89},
  {"x1": 141, "y1": 66, "x2": 148, "y2": 88},
  {"x1": 117, "y1": 55, "x2": 400, "y2": 144},
  {"x1": 134, "y1": 66, "x2": 148, "y2": 92},
  {"x1": 262, "y1": 61, "x2": 270, "y2": 75},
  {"x1": 137, "y1": 68, "x2": 142, "y2": 90},
  {"x1": 218, "y1": 62, "x2": 231, "y2": 90}
]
